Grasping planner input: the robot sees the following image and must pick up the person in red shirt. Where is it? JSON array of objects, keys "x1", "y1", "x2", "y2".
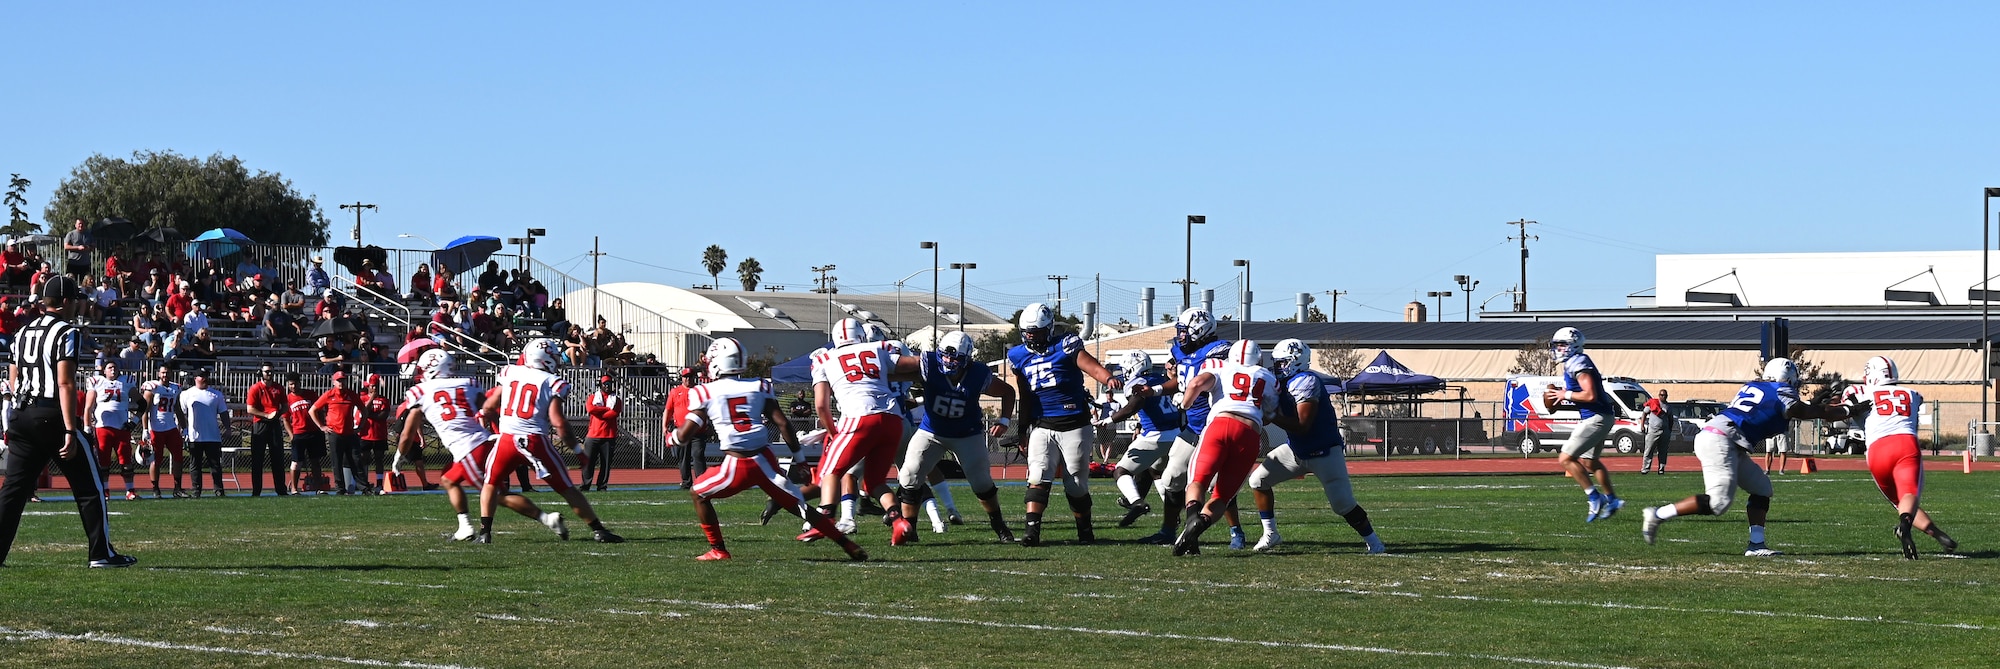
[
  {"x1": 310, "y1": 371, "x2": 369, "y2": 494},
  {"x1": 0, "y1": 239, "x2": 26, "y2": 289},
  {"x1": 359, "y1": 374, "x2": 395, "y2": 492},
  {"x1": 103, "y1": 249, "x2": 129, "y2": 295},
  {"x1": 582, "y1": 375, "x2": 622, "y2": 492},
  {"x1": 244, "y1": 364, "x2": 291, "y2": 497},
  {"x1": 284, "y1": 373, "x2": 326, "y2": 494},
  {"x1": 164, "y1": 282, "x2": 194, "y2": 324},
  {"x1": 660, "y1": 369, "x2": 706, "y2": 490}
]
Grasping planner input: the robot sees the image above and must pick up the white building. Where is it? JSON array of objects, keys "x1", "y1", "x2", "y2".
[{"x1": 1644, "y1": 250, "x2": 2000, "y2": 308}]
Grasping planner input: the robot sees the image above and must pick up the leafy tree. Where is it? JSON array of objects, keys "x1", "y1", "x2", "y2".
[
  {"x1": 736, "y1": 257, "x2": 762, "y2": 291},
  {"x1": 701, "y1": 245, "x2": 728, "y2": 289},
  {"x1": 1754, "y1": 347, "x2": 1843, "y2": 404},
  {"x1": 744, "y1": 344, "x2": 779, "y2": 379},
  {"x1": 44, "y1": 151, "x2": 329, "y2": 245},
  {"x1": 1306, "y1": 304, "x2": 1328, "y2": 323},
  {"x1": 4, "y1": 174, "x2": 37, "y2": 237},
  {"x1": 1508, "y1": 335, "x2": 1558, "y2": 376},
  {"x1": 1317, "y1": 338, "x2": 1364, "y2": 378}
]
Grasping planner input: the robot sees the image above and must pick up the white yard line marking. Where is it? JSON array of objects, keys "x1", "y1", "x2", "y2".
[
  {"x1": 0, "y1": 626, "x2": 483, "y2": 669},
  {"x1": 199, "y1": 625, "x2": 286, "y2": 636},
  {"x1": 474, "y1": 613, "x2": 564, "y2": 623},
  {"x1": 598, "y1": 609, "x2": 686, "y2": 617}
]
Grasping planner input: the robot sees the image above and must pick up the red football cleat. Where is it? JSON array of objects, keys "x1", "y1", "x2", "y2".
[
  {"x1": 797, "y1": 528, "x2": 825, "y2": 543},
  {"x1": 696, "y1": 548, "x2": 732, "y2": 561},
  {"x1": 891, "y1": 517, "x2": 916, "y2": 546}
]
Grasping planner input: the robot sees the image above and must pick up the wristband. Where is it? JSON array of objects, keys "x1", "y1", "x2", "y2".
[
  {"x1": 1560, "y1": 391, "x2": 1572, "y2": 402},
  {"x1": 995, "y1": 417, "x2": 1011, "y2": 428}
]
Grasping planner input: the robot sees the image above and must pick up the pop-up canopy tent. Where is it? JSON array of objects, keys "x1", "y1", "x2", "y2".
[
  {"x1": 770, "y1": 352, "x2": 816, "y2": 383},
  {"x1": 1334, "y1": 351, "x2": 1447, "y2": 396}
]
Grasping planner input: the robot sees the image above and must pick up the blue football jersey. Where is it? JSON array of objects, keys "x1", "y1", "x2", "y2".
[
  {"x1": 1128, "y1": 370, "x2": 1183, "y2": 435},
  {"x1": 1007, "y1": 333, "x2": 1090, "y2": 422},
  {"x1": 1171, "y1": 339, "x2": 1231, "y2": 435},
  {"x1": 918, "y1": 351, "x2": 993, "y2": 439},
  {"x1": 1561, "y1": 353, "x2": 1620, "y2": 419},
  {"x1": 1277, "y1": 372, "x2": 1345, "y2": 458},
  {"x1": 1717, "y1": 380, "x2": 1798, "y2": 443}
]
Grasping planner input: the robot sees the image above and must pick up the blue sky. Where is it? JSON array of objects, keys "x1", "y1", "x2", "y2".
[{"x1": 8, "y1": 3, "x2": 2000, "y2": 322}]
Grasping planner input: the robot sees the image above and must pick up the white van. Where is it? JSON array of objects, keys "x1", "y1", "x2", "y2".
[{"x1": 1503, "y1": 374, "x2": 1657, "y2": 455}]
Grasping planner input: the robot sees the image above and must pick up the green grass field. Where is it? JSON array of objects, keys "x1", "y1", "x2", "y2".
[{"x1": 2, "y1": 469, "x2": 1995, "y2": 668}]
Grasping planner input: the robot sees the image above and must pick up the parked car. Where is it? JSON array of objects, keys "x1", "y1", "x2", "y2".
[{"x1": 1504, "y1": 374, "x2": 1656, "y2": 455}]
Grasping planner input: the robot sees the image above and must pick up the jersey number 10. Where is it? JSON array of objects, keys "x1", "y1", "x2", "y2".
[{"x1": 503, "y1": 381, "x2": 542, "y2": 420}]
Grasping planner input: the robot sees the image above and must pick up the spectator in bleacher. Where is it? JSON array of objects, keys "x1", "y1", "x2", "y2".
[
  {"x1": 162, "y1": 329, "x2": 191, "y2": 363},
  {"x1": 182, "y1": 302, "x2": 211, "y2": 338},
  {"x1": 306, "y1": 256, "x2": 330, "y2": 298},
  {"x1": 198, "y1": 257, "x2": 227, "y2": 303},
  {"x1": 279, "y1": 283, "x2": 306, "y2": 318},
  {"x1": 264, "y1": 301, "x2": 300, "y2": 342},
  {"x1": 477, "y1": 260, "x2": 505, "y2": 296},
  {"x1": 433, "y1": 265, "x2": 458, "y2": 303},
  {"x1": 317, "y1": 337, "x2": 353, "y2": 375},
  {"x1": 562, "y1": 323, "x2": 588, "y2": 365},
  {"x1": 585, "y1": 317, "x2": 617, "y2": 366},
  {"x1": 130, "y1": 303, "x2": 160, "y2": 348},
  {"x1": 103, "y1": 246, "x2": 130, "y2": 295},
  {"x1": 0, "y1": 239, "x2": 27, "y2": 289},
  {"x1": 0, "y1": 297, "x2": 18, "y2": 351},
  {"x1": 92, "y1": 274, "x2": 123, "y2": 323},
  {"x1": 284, "y1": 372, "x2": 326, "y2": 494},
  {"x1": 315, "y1": 292, "x2": 343, "y2": 323},
  {"x1": 116, "y1": 338, "x2": 147, "y2": 372},
  {"x1": 139, "y1": 269, "x2": 167, "y2": 307},
  {"x1": 234, "y1": 254, "x2": 263, "y2": 284},
  {"x1": 374, "y1": 264, "x2": 397, "y2": 297},
  {"x1": 409, "y1": 263, "x2": 433, "y2": 302},
  {"x1": 427, "y1": 299, "x2": 456, "y2": 336},
  {"x1": 164, "y1": 282, "x2": 193, "y2": 323},
  {"x1": 354, "y1": 259, "x2": 385, "y2": 294},
  {"x1": 545, "y1": 297, "x2": 567, "y2": 333},
  {"x1": 63, "y1": 218, "x2": 92, "y2": 281},
  {"x1": 529, "y1": 278, "x2": 549, "y2": 319},
  {"x1": 29, "y1": 260, "x2": 52, "y2": 295},
  {"x1": 182, "y1": 328, "x2": 217, "y2": 362}
]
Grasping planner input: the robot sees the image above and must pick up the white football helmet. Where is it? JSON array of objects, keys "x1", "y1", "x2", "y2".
[
  {"x1": 518, "y1": 338, "x2": 562, "y2": 372},
  {"x1": 831, "y1": 318, "x2": 868, "y2": 347},
  {"x1": 1019, "y1": 302, "x2": 1056, "y2": 351},
  {"x1": 937, "y1": 331, "x2": 976, "y2": 374},
  {"x1": 1175, "y1": 307, "x2": 1215, "y2": 345},
  {"x1": 1762, "y1": 357, "x2": 1798, "y2": 386},
  {"x1": 706, "y1": 337, "x2": 746, "y2": 377},
  {"x1": 863, "y1": 322, "x2": 891, "y2": 343},
  {"x1": 1228, "y1": 339, "x2": 1262, "y2": 367},
  {"x1": 1271, "y1": 338, "x2": 1312, "y2": 379},
  {"x1": 1550, "y1": 327, "x2": 1584, "y2": 362},
  {"x1": 1863, "y1": 355, "x2": 1898, "y2": 386},
  {"x1": 417, "y1": 349, "x2": 457, "y2": 381},
  {"x1": 1120, "y1": 350, "x2": 1154, "y2": 383}
]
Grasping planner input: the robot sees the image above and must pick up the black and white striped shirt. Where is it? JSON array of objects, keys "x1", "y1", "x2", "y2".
[{"x1": 13, "y1": 313, "x2": 81, "y2": 401}]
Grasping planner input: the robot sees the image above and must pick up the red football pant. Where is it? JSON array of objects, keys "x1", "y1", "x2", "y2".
[
  {"x1": 96, "y1": 427, "x2": 132, "y2": 466},
  {"x1": 694, "y1": 448, "x2": 805, "y2": 507},
  {"x1": 484, "y1": 433, "x2": 575, "y2": 494},
  {"x1": 817, "y1": 412, "x2": 901, "y2": 494},
  {"x1": 1867, "y1": 433, "x2": 1923, "y2": 505},
  {"x1": 149, "y1": 429, "x2": 184, "y2": 458},
  {"x1": 444, "y1": 439, "x2": 497, "y2": 487},
  {"x1": 1190, "y1": 416, "x2": 1261, "y2": 503}
]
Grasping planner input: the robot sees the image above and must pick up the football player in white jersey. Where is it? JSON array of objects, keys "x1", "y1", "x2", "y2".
[
  {"x1": 139, "y1": 364, "x2": 188, "y2": 498},
  {"x1": 1825, "y1": 356, "x2": 1957, "y2": 558},
  {"x1": 399, "y1": 349, "x2": 567, "y2": 542},
  {"x1": 1247, "y1": 340, "x2": 1385, "y2": 554},
  {"x1": 85, "y1": 362, "x2": 138, "y2": 499},
  {"x1": 477, "y1": 338, "x2": 623, "y2": 544},
  {"x1": 800, "y1": 318, "x2": 923, "y2": 544},
  {"x1": 681, "y1": 338, "x2": 868, "y2": 561},
  {"x1": 1171, "y1": 339, "x2": 1280, "y2": 556}
]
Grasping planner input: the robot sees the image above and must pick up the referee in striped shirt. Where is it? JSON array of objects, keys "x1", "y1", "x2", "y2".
[{"x1": 0, "y1": 275, "x2": 133, "y2": 568}]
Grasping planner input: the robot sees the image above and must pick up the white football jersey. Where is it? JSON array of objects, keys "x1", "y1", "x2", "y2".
[
  {"x1": 142, "y1": 381, "x2": 182, "y2": 432},
  {"x1": 411, "y1": 377, "x2": 493, "y2": 459},
  {"x1": 1199, "y1": 363, "x2": 1281, "y2": 424},
  {"x1": 1844, "y1": 383, "x2": 1922, "y2": 442},
  {"x1": 494, "y1": 365, "x2": 571, "y2": 436},
  {"x1": 689, "y1": 376, "x2": 776, "y2": 453},
  {"x1": 810, "y1": 341, "x2": 902, "y2": 417},
  {"x1": 90, "y1": 376, "x2": 134, "y2": 430}
]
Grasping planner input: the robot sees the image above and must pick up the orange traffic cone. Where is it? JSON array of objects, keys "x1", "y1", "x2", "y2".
[
  {"x1": 1799, "y1": 457, "x2": 1817, "y2": 474},
  {"x1": 1966, "y1": 448, "x2": 1974, "y2": 474},
  {"x1": 382, "y1": 473, "x2": 405, "y2": 493}
]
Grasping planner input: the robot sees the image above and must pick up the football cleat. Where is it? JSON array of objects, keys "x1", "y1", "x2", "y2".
[
  {"x1": 1254, "y1": 531, "x2": 1281, "y2": 553},
  {"x1": 87, "y1": 555, "x2": 138, "y2": 569},
  {"x1": 1743, "y1": 542, "x2": 1781, "y2": 557},
  {"x1": 1139, "y1": 530, "x2": 1174, "y2": 545},
  {"x1": 1117, "y1": 500, "x2": 1152, "y2": 528},
  {"x1": 948, "y1": 513, "x2": 964, "y2": 526},
  {"x1": 797, "y1": 528, "x2": 826, "y2": 543},
  {"x1": 835, "y1": 518, "x2": 858, "y2": 534},
  {"x1": 1228, "y1": 526, "x2": 1247, "y2": 550},
  {"x1": 891, "y1": 518, "x2": 917, "y2": 546},
  {"x1": 1938, "y1": 533, "x2": 1960, "y2": 554},
  {"x1": 542, "y1": 512, "x2": 569, "y2": 541},
  {"x1": 1641, "y1": 507, "x2": 1662, "y2": 545},
  {"x1": 846, "y1": 547, "x2": 870, "y2": 562},
  {"x1": 696, "y1": 548, "x2": 732, "y2": 561},
  {"x1": 1077, "y1": 524, "x2": 1095, "y2": 545},
  {"x1": 1895, "y1": 513, "x2": 1919, "y2": 560},
  {"x1": 592, "y1": 529, "x2": 626, "y2": 544},
  {"x1": 473, "y1": 531, "x2": 493, "y2": 544},
  {"x1": 124, "y1": 491, "x2": 138, "y2": 501},
  {"x1": 1364, "y1": 537, "x2": 1388, "y2": 554},
  {"x1": 993, "y1": 526, "x2": 1017, "y2": 543},
  {"x1": 930, "y1": 519, "x2": 947, "y2": 534},
  {"x1": 758, "y1": 501, "x2": 782, "y2": 526},
  {"x1": 1598, "y1": 496, "x2": 1624, "y2": 521},
  {"x1": 1021, "y1": 524, "x2": 1042, "y2": 548},
  {"x1": 452, "y1": 525, "x2": 478, "y2": 542},
  {"x1": 1585, "y1": 493, "x2": 1605, "y2": 523}
]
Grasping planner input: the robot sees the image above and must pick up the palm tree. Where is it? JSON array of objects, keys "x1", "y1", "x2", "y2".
[
  {"x1": 701, "y1": 245, "x2": 728, "y2": 289},
  {"x1": 737, "y1": 257, "x2": 763, "y2": 291}
]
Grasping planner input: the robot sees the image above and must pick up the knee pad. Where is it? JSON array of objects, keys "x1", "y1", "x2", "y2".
[
  {"x1": 896, "y1": 484, "x2": 928, "y2": 507},
  {"x1": 1747, "y1": 495, "x2": 1770, "y2": 513},
  {"x1": 973, "y1": 485, "x2": 1000, "y2": 502},
  {"x1": 1067, "y1": 494, "x2": 1092, "y2": 513},
  {"x1": 1024, "y1": 485, "x2": 1051, "y2": 507},
  {"x1": 1695, "y1": 495, "x2": 1720, "y2": 516}
]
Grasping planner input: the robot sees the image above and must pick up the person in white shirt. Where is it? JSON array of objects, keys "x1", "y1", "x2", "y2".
[
  {"x1": 178, "y1": 369, "x2": 230, "y2": 497},
  {"x1": 399, "y1": 349, "x2": 567, "y2": 542},
  {"x1": 1171, "y1": 339, "x2": 1280, "y2": 556},
  {"x1": 1826, "y1": 356, "x2": 1958, "y2": 559},
  {"x1": 475, "y1": 338, "x2": 622, "y2": 544},
  {"x1": 86, "y1": 362, "x2": 139, "y2": 499},
  {"x1": 182, "y1": 306, "x2": 210, "y2": 338}
]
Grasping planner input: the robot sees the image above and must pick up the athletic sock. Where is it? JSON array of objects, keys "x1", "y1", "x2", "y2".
[
  {"x1": 1340, "y1": 506, "x2": 1375, "y2": 537},
  {"x1": 924, "y1": 498, "x2": 946, "y2": 527},
  {"x1": 588, "y1": 520, "x2": 607, "y2": 532},
  {"x1": 701, "y1": 523, "x2": 725, "y2": 550},
  {"x1": 932, "y1": 481, "x2": 958, "y2": 515},
  {"x1": 839, "y1": 495, "x2": 857, "y2": 524},
  {"x1": 1160, "y1": 489, "x2": 1185, "y2": 533},
  {"x1": 1258, "y1": 511, "x2": 1276, "y2": 535},
  {"x1": 479, "y1": 516, "x2": 494, "y2": 532},
  {"x1": 1117, "y1": 474, "x2": 1141, "y2": 504},
  {"x1": 1024, "y1": 510, "x2": 1043, "y2": 533},
  {"x1": 1584, "y1": 487, "x2": 1599, "y2": 499},
  {"x1": 1653, "y1": 506, "x2": 1680, "y2": 520},
  {"x1": 456, "y1": 513, "x2": 472, "y2": 529},
  {"x1": 1748, "y1": 525, "x2": 1766, "y2": 544}
]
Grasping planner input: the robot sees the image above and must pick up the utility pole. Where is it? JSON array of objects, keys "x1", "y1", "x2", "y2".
[
  {"x1": 1322, "y1": 290, "x2": 1347, "y2": 323},
  {"x1": 1047, "y1": 275, "x2": 1069, "y2": 313},
  {"x1": 1179, "y1": 215, "x2": 1205, "y2": 311},
  {"x1": 1506, "y1": 219, "x2": 1539, "y2": 312},
  {"x1": 339, "y1": 202, "x2": 376, "y2": 246},
  {"x1": 589, "y1": 235, "x2": 606, "y2": 326},
  {"x1": 812, "y1": 264, "x2": 838, "y2": 334}
]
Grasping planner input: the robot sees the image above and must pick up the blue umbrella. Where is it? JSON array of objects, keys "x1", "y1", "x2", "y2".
[
  {"x1": 432, "y1": 235, "x2": 503, "y2": 275},
  {"x1": 188, "y1": 228, "x2": 255, "y2": 261}
]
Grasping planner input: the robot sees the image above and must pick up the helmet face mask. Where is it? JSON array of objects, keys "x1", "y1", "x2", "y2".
[
  {"x1": 519, "y1": 338, "x2": 562, "y2": 372},
  {"x1": 417, "y1": 349, "x2": 456, "y2": 381},
  {"x1": 1550, "y1": 327, "x2": 1584, "y2": 362},
  {"x1": 1120, "y1": 350, "x2": 1153, "y2": 383},
  {"x1": 1863, "y1": 356, "x2": 1898, "y2": 386},
  {"x1": 707, "y1": 337, "x2": 746, "y2": 378},
  {"x1": 1175, "y1": 308, "x2": 1215, "y2": 346},
  {"x1": 938, "y1": 331, "x2": 975, "y2": 375},
  {"x1": 1272, "y1": 338, "x2": 1311, "y2": 378},
  {"x1": 1019, "y1": 303, "x2": 1055, "y2": 352}
]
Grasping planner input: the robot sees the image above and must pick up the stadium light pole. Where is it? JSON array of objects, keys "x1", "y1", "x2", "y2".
[
  {"x1": 921, "y1": 241, "x2": 938, "y2": 347},
  {"x1": 1180, "y1": 215, "x2": 1205, "y2": 312},
  {"x1": 1455, "y1": 274, "x2": 1479, "y2": 322},
  {"x1": 1427, "y1": 290, "x2": 1453, "y2": 322},
  {"x1": 1985, "y1": 189, "x2": 2000, "y2": 433},
  {"x1": 396, "y1": 233, "x2": 439, "y2": 249},
  {"x1": 952, "y1": 262, "x2": 977, "y2": 332},
  {"x1": 1233, "y1": 258, "x2": 1249, "y2": 338},
  {"x1": 893, "y1": 266, "x2": 942, "y2": 336}
]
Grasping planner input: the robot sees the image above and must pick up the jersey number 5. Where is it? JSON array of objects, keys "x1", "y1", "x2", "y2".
[
  {"x1": 839, "y1": 351, "x2": 881, "y2": 382},
  {"x1": 725, "y1": 396, "x2": 758, "y2": 432},
  {"x1": 1872, "y1": 389, "x2": 1912, "y2": 417}
]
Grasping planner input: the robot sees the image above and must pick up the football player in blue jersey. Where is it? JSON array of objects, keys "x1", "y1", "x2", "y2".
[
  {"x1": 1538, "y1": 327, "x2": 1626, "y2": 523},
  {"x1": 1103, "y1": 350, "x2": 1182, "y2": 528},
  {"x1": 1247, "y1": 339, "x2": 1385, "y2": 554},
  {"x1": 891, "y1": 331, "x2": 1018, "y2": 542},
  {"x1": 1641, "y1": 358, "x2": 1843, "y2": 556},
  {"x1": 1140, "y1": 307, "x2": 1246, "y2": 547},
  {"x1": 1006, "y1": 303, "x2": 1122, "y2": 547}
]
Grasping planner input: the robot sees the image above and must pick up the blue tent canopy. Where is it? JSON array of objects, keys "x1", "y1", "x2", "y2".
[
  {"x1": 1336, "y1": 351, "x2": 1446, "y2": 396},
  {"x1": 770, "y1": 352, "x2": 816, "y2": 383}
]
